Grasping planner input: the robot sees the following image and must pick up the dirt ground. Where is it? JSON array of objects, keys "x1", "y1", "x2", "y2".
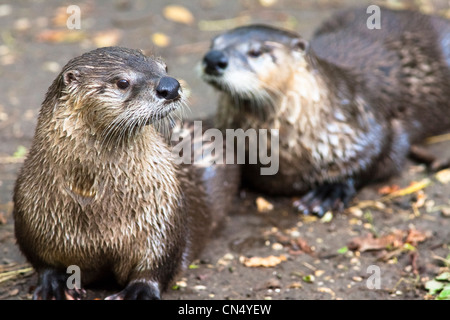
[{"x1": 0, "y1": 0, "x2": 449, "y2": 300}]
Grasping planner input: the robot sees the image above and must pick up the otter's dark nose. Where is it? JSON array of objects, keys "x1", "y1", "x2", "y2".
[
  {"x1": 203, "y1": 50, "x2": 228, "y2": 75},
  {"x1": 156, "y1": 77, "x2": 180, "y2": 100}
]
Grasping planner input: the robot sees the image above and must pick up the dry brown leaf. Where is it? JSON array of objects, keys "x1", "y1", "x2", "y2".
[
  {"x1": 240, "y1": 255, "x2": 287, "y2": 268},
  {"x1": 93, "y1": 30, "x2": 121, "y2": 47},
  {"x1": 259, "y1": 0, "x2": 277, "y2": 7},
  {"x1": 435, "y1": 168, "x2": 450, "y2": 184},
  {"x1": 348, "y1": 230, "x2": 405, "y2": 252},
  {"x1": 163, "y1": 5, "x2": 194, "y2": 25},
  {"x1": 349, "y1": 228, "x2": 430, "y2": 253},
  {"x1": 151, "y1": 32, "x2": 170, "y2": 47},
  {"x1": 317, "y1": 287, "x2": 336, "y2": 298},
  {"x1": 413, "y1": 190, "x2": 427, "y2": 208},
  {"x1": 52, "y1": 6, "x2": 70, "y2": 27},
  {"x1": 256, "y1": 196, "x2": 273, "y2": 212},
  {"x1": 378, "y1": 184, "x2": 400, "y2": 195},
  {"x1": 288, "y1": 282, "x2": 302, "y2": 289},
  {"x1": 382, "y1": 178, "x2": 431, "y2": 200},
  {"x1": 292, "y1": 237, "x2": 314, "y2": 255},
  {"x1": 405, "y1": 229, "x2": 430, "y2": 246}
]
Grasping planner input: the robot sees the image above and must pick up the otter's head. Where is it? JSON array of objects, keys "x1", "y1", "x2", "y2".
[
  {"x1": 46, "y1": 46, "x2": 185, "y2": 142},
  {"x1": 201, "y1": 25, "x2": 308, "y2": 108}
]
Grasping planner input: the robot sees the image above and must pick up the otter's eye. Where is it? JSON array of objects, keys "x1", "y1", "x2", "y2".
[
  {"x1": 248, "y1": 49, "x2": 262, "y2": 58},
  {"x1": 116, "y1": 79, "x2": 130, "y2": 90}
]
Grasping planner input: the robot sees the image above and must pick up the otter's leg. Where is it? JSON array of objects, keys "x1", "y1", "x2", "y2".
[
  {"x1": 105, "y1": 280, "x2": 160, "y2": 300},
  {"x1": 293, "y1": 179, "x2": 356, "y2": 217},
  {"x1": 33, "y1": 269, "x2": 85, "y2": 300}
]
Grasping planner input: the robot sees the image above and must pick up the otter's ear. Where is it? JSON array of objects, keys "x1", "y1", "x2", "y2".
[
  {"x1": 63, "y1": 70, "x2": 81, "y2": 86},
  {"x1": 290, "y1": 38, "x2": 308, "y2": 52}
]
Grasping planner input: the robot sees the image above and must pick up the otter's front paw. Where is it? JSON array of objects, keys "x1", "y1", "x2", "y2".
[
  {"x1": 293, "y1": 180, "x2": 356, "y2": 217},
  {"x1": 33, "y1": 269, "x2": 85, "y2": 300},
  {"x1": 105, "y1": 280, "x2": 160, "y2": 300}
]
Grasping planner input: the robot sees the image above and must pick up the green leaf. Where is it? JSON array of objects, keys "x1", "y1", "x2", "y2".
[
  {"x1": 425, "y1": 279, "x2": 444, "y2": 295},
  {"x1": 13, "y1": 145, "x2": 27, "y2": 158},
  {"x1": 302, "y1": 275, "x2": 315, "y2": 283},
  {"x1": 188, "y1": 264, "x2": 199, "y2": 269},
  {"x1": 320, "y1": 211, "x2": 333, "y2": 223},
  {"x1": 436, "y1": 272, "x2": 450, "y2": 281},
  {"x1": 337, "y1": 246, "x2": 348, "y2": 254},
  {"x1": 437, "y1": 285, "x2": 450, "y2": 300},
  {"x1": 402, "y1": 243, "x2": 416, "y2": 251}
]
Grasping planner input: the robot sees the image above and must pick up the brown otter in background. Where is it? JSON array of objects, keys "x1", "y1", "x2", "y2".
[
  {"x1": 201, "y1": 7, "x2": 450, "y2": 216},
  {"x1": 13, "y1": 47, "x2": 239, "y2": 300}
]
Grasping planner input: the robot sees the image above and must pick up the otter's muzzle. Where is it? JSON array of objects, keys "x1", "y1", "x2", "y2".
[
  {"x1": 203, "y1": 50, "x2": 228, "y2": 76},
  {"x1": 156, "y1": 76, "x2": 180, "y2": 101}
]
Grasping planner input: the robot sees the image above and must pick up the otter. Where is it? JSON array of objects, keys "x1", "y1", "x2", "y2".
[
  {"x1": 13, "y1": 46, "x2": 239, "y2": 300},
  {"x1": 201, "y1": 7, "x2": 450, "y2": 216}
]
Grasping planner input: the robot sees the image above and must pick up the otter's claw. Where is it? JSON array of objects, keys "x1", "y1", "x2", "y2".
[
  {"x1": 105, "y1": 281, "x2": 160, "y2": 300},
  {"x1": 33, "y1": 269, "x2": 85, "y2": 300},
  {"x1": 293, "y1": 181, "x2": 356, "y2": 217}
]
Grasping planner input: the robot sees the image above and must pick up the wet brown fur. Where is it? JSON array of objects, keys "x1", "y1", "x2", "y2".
[
  {"x1": 205, "y1": 8, "x2": 450, "y2": 199},
  {"x1": 13, "y1": 47, "x2": 239, "y2": 299}
]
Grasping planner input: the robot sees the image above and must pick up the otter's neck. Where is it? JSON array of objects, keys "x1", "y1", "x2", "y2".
[{"x1": 216, "y1": 49, "x2": 358, "y2": 135}]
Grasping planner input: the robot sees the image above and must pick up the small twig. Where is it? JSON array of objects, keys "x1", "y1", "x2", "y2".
[
  {"x1": 426, "y1": 133, "x2": 450, "y2": 144},
  {"x1": 349, "y1": 178, "x2": 432, "y2": 211},
  {"x1": 0, "y1": 266, "x2": 34, "y2": 284},
  {"x1": 0, "y1": 156, "x2": 25, "y2": 164}
]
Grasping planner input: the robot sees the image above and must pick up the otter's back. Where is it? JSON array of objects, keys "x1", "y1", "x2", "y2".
[{"x1": 310, "y1": 7, "x2": 450, "y2": 139}]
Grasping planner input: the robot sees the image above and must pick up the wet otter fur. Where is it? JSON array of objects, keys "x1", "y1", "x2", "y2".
[
  {"x1": 201, "y1": 7, "x2": 450, "y2": 216},
  {"x1": 13, "y1": 47, "x2": 239, "y2": 299}
]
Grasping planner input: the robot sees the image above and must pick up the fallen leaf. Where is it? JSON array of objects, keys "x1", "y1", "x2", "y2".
[
  {"x1": 151, "y1": 32, "x2": 170, "y2": 47},
  {"x1": 37, "y1": 29, "x2": 86, "y2": 43},
  {"x1": 441, "y1": 207, "x2": 450, "y2": 217},
  {"x1": 93, "y1": 29, "x2": 121, "y2": 47},
  {"x1": 288, "y1": 282, "x2": 302, "y2": 289},
  {"x1": 405, "y1": 229, "x2": 430, "y2": 246},
  {"x1": 381, "y1": 178, "x2": 431, "y2": 200},
  {"x1": 52, "y1": 6, "x2": 70, "y2": 27},
  {"x1": 413, "y1": 190, "x2": 427, "y2": 208},
  {"x1": 378, "y1": 184, "x2": 400, "y2": 195},
  {"x1": 8, "y1": 288, "x2": 19, "y2": 296},
  {"x1": 348, "y1": 230, "x2": 405, "y2": 252},
  {"x1": 256, "y1": 196, "x2": 273, "y2": 212},
  {"x1": 314, "y1": 270, "x2": 325, "y2": 277},
  {"x1": 13, "y1": 145, "x2": 27, "y2": 158},
  {"x1": 292, "y1": 237, "x2": 314, "y2": 255},
  {"x1": 348, "y1": 228, "x2": 430, "y2": 253},
  {"x1": 259, "y1": 0, "x2": 277, "y2": 7},
  {"x1": 435, "y1": 169, "x2": 450, "y2": 184},
  {"x1": 317, "y1": 287, "x2": 335, "y2": 298},
  {"x1": 163, "y1": 5, "x2": 194, "y2": 25},
  {"x1": 240, "y1": 255, "x2": 287, "y2": 268},
  {"x1": 426, "y1": 279, "x2": 445, "y2": 295},
  {"x1": 302, "y1": 275, "x2": 315, "y2": 283},
  {"x1": 320, "y1": 211, "x2": 333, "y2": 223},
  {"x1": 337, "y1": 246, "x2": 348, "y2": 254}
]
